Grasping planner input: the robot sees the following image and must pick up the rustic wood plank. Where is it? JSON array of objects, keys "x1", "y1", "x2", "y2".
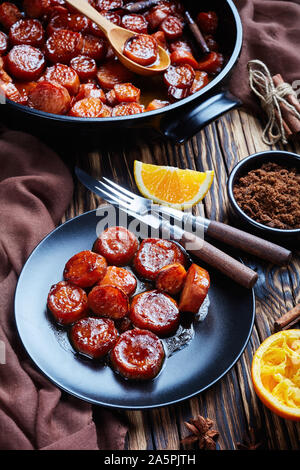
[
  {"x1": 150, "y1": 408, "x2": 180, "y2": 450},
  {"x1": 124, "y1": 411, "x2": 149, "y2": 450}
]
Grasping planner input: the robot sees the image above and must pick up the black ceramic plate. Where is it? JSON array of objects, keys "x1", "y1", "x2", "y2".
[{"x1": 15, "y1": 209, "x2": 255, "y2": 410}]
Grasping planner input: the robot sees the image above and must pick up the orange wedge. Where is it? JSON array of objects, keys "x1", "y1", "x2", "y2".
[
  {"x1": 251, "y1": 330, "x2": 300, "y2": 421},
  {"x1": 134, "y1": 161, "x2": 214, "y2": 209}
]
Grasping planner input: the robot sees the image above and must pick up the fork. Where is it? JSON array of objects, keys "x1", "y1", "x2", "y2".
[
  {"x1": 77, "y1": 169, "x2": 291, "y2": 266},
  {"x1": 76, "y1": 167, "x2": 261, "y2": 289}
]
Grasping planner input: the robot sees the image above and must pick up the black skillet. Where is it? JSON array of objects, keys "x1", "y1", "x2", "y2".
[{"x1": 2, "y1": 0, "x2": 243, "y2": 143}]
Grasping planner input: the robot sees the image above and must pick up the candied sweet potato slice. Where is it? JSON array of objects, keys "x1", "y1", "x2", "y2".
[
  {"x1": 28, "y1": 80, "x2": 71, "y2": 114},
  {"x1": 156, "y1": 263, "x2": 187, "y2": 295},
  {"x1": 179, "y1": 263, "x2": 210, "y2": 313}
]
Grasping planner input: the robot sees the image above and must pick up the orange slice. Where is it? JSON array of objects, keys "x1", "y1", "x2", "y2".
[
  {"x1": 134, "y1": 161, "x2": 214, "y2": 209},
  {"x1": 251, "y1": 330, "x2": 300, "y2": 421}
]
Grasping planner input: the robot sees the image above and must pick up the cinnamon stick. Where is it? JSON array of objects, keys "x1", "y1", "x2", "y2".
[
  {"x1": 109, "y1": 0, "x2": 160, "y2": 13},
  {"x1": 185, "y1": 10, "x2": 210, "y2": 55},
  {"x1": 272, "y1": 74, "x2": 300, "y2": 135},
  {"x1": 275, "y1": 109, "x2": 293, "y2": 139},
  {"x1": 274, "y1": 304, "x2": 300, "y2": 331}
]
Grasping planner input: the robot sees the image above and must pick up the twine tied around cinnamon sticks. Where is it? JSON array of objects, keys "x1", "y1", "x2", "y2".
[{"x1": 248, "y1": 60, "x2": 300, "y2": 145}]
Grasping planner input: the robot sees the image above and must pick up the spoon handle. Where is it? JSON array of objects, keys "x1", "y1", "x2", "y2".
[{"x1": 65, "y1": 0, "x2": 114, "y2": 35}]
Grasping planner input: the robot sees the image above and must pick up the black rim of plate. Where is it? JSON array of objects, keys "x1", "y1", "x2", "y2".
[{"x1": 14, "y1": 209, "x2": 255, "y2": 410}]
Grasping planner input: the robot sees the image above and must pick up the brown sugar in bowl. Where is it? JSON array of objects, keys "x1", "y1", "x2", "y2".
[{"x1": 227, "y1": 151, "x2": 300, "y2": 245}]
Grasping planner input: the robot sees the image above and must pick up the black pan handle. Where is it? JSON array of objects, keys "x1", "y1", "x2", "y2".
[{"x1": 159, "y1": 91, "x2": 241, "y2": 143}]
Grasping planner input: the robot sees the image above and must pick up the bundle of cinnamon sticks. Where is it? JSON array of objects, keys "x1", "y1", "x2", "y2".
[{"x1": 273, "y1": 74, "x2": 300, "y2": 140}]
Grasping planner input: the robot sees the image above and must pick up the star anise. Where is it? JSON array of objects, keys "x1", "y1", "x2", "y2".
[
  {"x1": 180, "y1": 414, "x2": 219, "y2": 450},
  {"x1": 236, "y1": 428, "x2": 263, "y2": 450}
]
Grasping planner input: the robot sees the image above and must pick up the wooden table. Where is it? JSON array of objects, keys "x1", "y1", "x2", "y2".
[{"x1": 62, "y1": 108, "x2": 300, "y2": 451}]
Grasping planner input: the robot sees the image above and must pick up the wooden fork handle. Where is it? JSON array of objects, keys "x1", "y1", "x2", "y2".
[
  {"x1": 179, "y1": 232, "x2": 258, "y2": 289},
  {"x1": 207, "y1": 221, "x2": 292, "y2": 266}
]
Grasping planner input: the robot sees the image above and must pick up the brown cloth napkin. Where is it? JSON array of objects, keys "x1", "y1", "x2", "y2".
[
  {"x1": 230, "y1": 0, "x2": 300, "y2": 112},
  {"x1": 0, "y1": 128, "x2": 127, "y2": 450}
]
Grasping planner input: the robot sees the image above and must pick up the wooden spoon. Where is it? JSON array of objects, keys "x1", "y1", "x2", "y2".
[{"x1": 65, "y1": 0, "x2": 170, "y2": 76}]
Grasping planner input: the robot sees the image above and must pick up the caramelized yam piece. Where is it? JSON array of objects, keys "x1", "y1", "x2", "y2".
[
  {"x1": 96, "y1": 0, "x2": 123, "y2": 10},
  {"x1": 156, "y1": 263, "x2": 187, "y2": 295},
  {"x1": 99, "y1": 266, "x2": 137, "y2": 296},
  {"x1": 14, "y1": 81, "x2": 37, "y2": 102},
  {"x1": 121, "y1": 14, "x2": 148, "y2": 34},
  {"x1": 168, "y1": 85, "x2": 189, "y2": 102},
  {"x1": 105, "y1": 88, "x2": 118, "y2": 106},
  {"x1": 98, "y1": 103, "x2": 112, "y2": 117},
  {"x1": 130, "y1": 290, "x2": 180, "y2": 337},
  {"x1": 88, "y1": 21, "x2": 104, "y2": 39},
  {"x1": 170, "y1": 49, "x2": 199, "y2": 69},
  {"x1": 179, "y1": 263, "x2": 210, "y2": 313},
  {"x1": 63, "y1": 250, "x2": 107, "y2": 287},
  {"x1": 145, "y1": 6, "x2": 170, "y2": 30},
  {"x1": 99, "y1": 10, "x2": 121, "y2": 25},
  {"x1": 151, "y1": 31, "x2": 167, "y2": 50},
  {"x1": 23, "y1": 0, "x2": 50, "y2": 18},
  {"x1": 110, "y1": 329, "x2": 165, "y2": 380},
  {"x1": 46, "y1": 13, "x2": 70, "y2": 36},
  {"x1": 0, "y1": 2, "x2": 22, "y2": 29},
  {"x1": 96, "y1": 61, "x2": 134, "y2": 89},
  {"x1": 0, "y1": 81, "x2": 27, "y2": 104},
  {"x1": 70, "y1": 317, "x2": 118, "y2": 359},
  {"x1": 114, "y1": 316, "x2": 132, "y2": 333},
  {"x1": 45, "y1": 29, "x2": 83, "y2": 64},
  {"x1": 93, "y1": 226, "x2": 139, "y2": 266},
  {"x1": 104, "y1": 44, "x2": 117, "y2": 61},
  {"x1": 190, "y1": 71, "x2": 209, "y2": 94},
  {"x1": 70, "y1": 55, "x2": 97, "y2": 81},
  {"x1": 123, "y1": 34, "x2": 158, "y2": 66},
  {"x1": 28, "y1": 81, "x2": 71, "y2": 114},
  {"x1": 198, "y1": 52, "x2": 224, "y2": 74},
  {"x1": 0, "y1": 32, "x2": 8, "y2": 55},
  {"x1": 160, "y1": 15, "x2": 183, "y2": 40},
  {"x1": 81, "y1": 35, "x2": 107, "y2": 61},
  {"x1": 67, "y1": 13, "x2": 90, "y2": 33},
  {"x1": 196, "y1": 11, "x2": 218, "y2": 34},
  {"x1": 42, "y1": 63, "x2": 80, "y2": 95},
  {"x1": 133, "y1": 238, "x2": 187, "y2": 281},
  {"x1": 6, "y1": 45, "x2": 45, "y2": 81},
  {"x1": 169, "y1": 39, "x2": 192, "y2": 53},
  {"x1": 44, "y1": 5, "x2": 69, "y2": 21},
  {"x1": 47, "y1": 281, "x2": 88, "y2": 325},
  {"x1": 114, "y1": 83, "x2": 140, "y2": 102},
  {"x1": 164, "y1": 64, "x2": 195, "y2": 89},
  {"x1": 88, "y1": 284, "x2": 129, "y2": 319},
  {"x1": 0, "y1": 56, "x2": 12, "y2": 82},
  {"x1": 69, "y1": 97, "x2": 104, "y2": 117},
  {"x1": 112, "y1": 102, "x2": 144, "y2": 116},
  {"x1": 204, "y1": 34, "x2": 219, "y2": 52},
  {"x1": 9, "y1": 19, "x2": 45, "y2": 48},
  {"x1": 47, "y1": 13, "x2": 89, "y2": 36},
  {"x1": 75, "y1": 83, "x2": 106, "y2": 102},
  {"x1": 146, "y1": 99, "x2": 169, "y2": 112}
]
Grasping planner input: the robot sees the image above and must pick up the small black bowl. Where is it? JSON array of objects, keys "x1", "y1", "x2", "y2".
[{"x1": 227, "y1": 151, "x2": 300, "y2": 246}]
